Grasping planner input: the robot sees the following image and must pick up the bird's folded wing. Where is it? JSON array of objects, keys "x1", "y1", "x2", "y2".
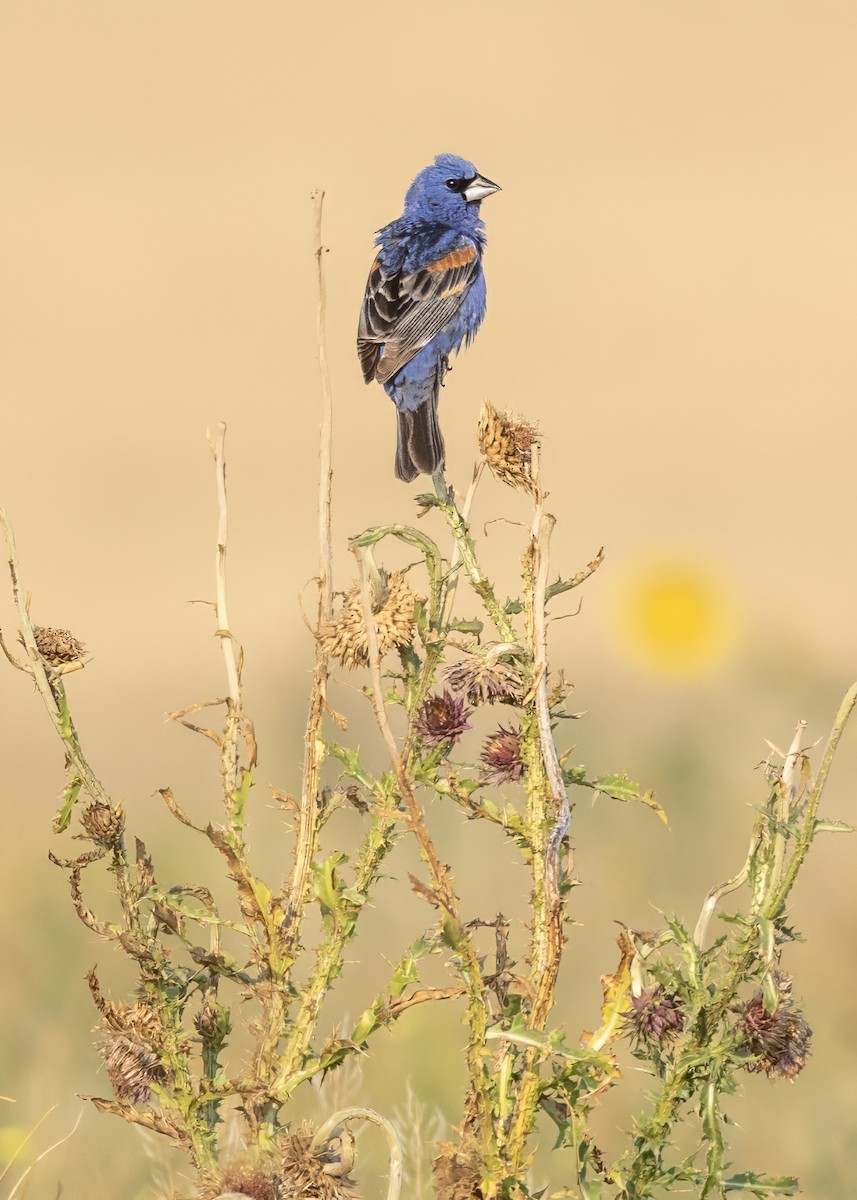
[{"x1": 358, "y1": 242, "x2": 478, "y2": 384}]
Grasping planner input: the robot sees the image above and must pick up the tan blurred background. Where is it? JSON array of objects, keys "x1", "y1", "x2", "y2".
[{"x1": 2, "y1": 1, "x2": 857, "y2": 1196}]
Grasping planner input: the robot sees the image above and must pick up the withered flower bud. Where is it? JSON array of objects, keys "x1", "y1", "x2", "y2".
[
  {"x1": 735, "y1": 983, "x2": 812, "y2": 1081},
  {"x1": 414, "y1": 690, "x2": 472, "y2": 749},
  {"x1": 624, "y1": 985, "x2": 686, "y2": 1046},
  {"x1": 318, "y1": 569, "x2": 417, "y2": 669},
  {"x1": 444, "y1": 652, "x2": 524, "y2": 706},
  {"x1": 478, "y1": 400, "x2": 540, "y2": 495},
  {"x1": 197, "y1": 1162, "x2": 280, "y2": 1200},
  {"x1": 81, "y1": 801, "x2": 125, "y2": 846},
  {"x1": 102, "y1": 1034, "x2": 165, "y2": 1104},
  {"x1": 32, "y1": 625, "x2": 87, "y2": 667},
  {"x1": 480, "y1": 725, "x2": 526, "y2": 784},
  {"x1": 194, "y1": 1002, "x2": 231, "y2": 1045}
]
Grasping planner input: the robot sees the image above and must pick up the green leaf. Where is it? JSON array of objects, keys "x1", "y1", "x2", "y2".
[
  {"x1": 757, "y1": 917, "x2": 775, "y2": 964},
  {"x1": 813, "y1": 817, "x2": 854, "y2": 834},
  {"x1": 413, "y1": 492, "x2": 441, "y2": 511},
  {"x1": 53, "y1": 775, "x2": 83, "y2": 833},
  {"x1": 723, "y1": 1172, "x2": 798, "y2": 1195},
  {"x1": 595, "y1": 772, "x2": 668, "y2": 825},
  {"x1": 56, "y1": 684, "x2": 73, "y2": 739},
  {"x1": 762, "y1": 970, "x2": 780, "y2": 1013},
  {"x1": 447, "y1": 617, "x2": 484, "y2": 634},
  {"x1": 312, "y1": 851, "x2": 348, "y2": 917},
  {"x1": 440, "y1": 911, "x2": 465, "y2": 949}
]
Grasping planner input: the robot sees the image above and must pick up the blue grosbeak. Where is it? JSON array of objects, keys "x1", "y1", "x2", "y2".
[{"x1": 358, "y1": 153, "x2": 501, "y2": 482}]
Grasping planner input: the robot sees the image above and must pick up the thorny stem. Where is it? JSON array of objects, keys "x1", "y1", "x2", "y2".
[
  {"x1": 432, "y1": 475, "x2": 517, "y2": 644},
  {"x1": 763, "y1": 719, "x2": 807, "y2": 916},
  {"x1": 440, "y1": 457, "x2": 486, "y2": 628},
  {"x1": 507, "y1": 493, "x2": 573, "y2": 1170},
  {"x1": 354, "y1": 542, "x2": 501, "y2": 1185},
  {"x1": 0, "y1": 510, "x2": 110, "y2": 810},
  {"x1": 767, "y1": 681, "x2": 857, "y2": 915},
  {"x1": 354, "y1": 545, "x2": 454, "y2": 910},
  {"x1": 274, "y1": 810, "x2": 398, "y2": 1094}
]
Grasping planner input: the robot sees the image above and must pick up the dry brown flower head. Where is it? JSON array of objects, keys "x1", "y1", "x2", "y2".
[
  {"x1": 31, "y1": 624, "x2": 87, "y2": 667},
  {"x1": 318, "y1": 569, "x2": 418, "y2": 669},
  {"x1": 478, "y1": 400, "x2": 540, "y2": 495}
]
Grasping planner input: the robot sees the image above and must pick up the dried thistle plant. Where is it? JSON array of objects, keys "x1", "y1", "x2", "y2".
[{"x1": 1, "y1": 193, "x2": 855, "y2": 1200}]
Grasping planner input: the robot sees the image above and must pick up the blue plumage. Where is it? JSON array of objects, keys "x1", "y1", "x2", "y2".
[{"x1": 358, "y1": 153, "x2": 501, "y2": 481}]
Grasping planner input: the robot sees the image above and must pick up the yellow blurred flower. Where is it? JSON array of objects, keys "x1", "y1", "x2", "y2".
[{"x1": 614, "y1": 558, "x2": 737, "y2": 677}]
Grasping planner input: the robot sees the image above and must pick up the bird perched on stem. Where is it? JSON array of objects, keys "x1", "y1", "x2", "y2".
[{"x1": 358, "y1": 153, "x2": 501, "y2": 483}]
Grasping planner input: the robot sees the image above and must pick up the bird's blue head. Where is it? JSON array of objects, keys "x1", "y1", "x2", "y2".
[{"x1": 403, "y1": 153, "x2": 501, "y2": 228}]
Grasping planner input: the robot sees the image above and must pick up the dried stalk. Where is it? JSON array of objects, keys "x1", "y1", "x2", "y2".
[
  {"x1": 211, "y1": 423, "x2": 241, "y2": 707},
  {"x1": 281, "y1": 189, "x2": 334, "y2": 956}
]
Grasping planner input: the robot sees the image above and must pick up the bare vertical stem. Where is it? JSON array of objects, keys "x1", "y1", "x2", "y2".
[
  {"x1": 313, "y1": 189, "x2": 334, "y2": 622},
  {"x1": 765, "y1": 719, "x2": 806, "y2": 911},
  {"x1": 280, "y1": 190, "x2": 334, "y2": 958},
  {"x1": 211, "y1": 423, "x2": 241, "y2": 707},
  {"x1": 507, "y1": 504, "x2": 572, "y2": 1170}
]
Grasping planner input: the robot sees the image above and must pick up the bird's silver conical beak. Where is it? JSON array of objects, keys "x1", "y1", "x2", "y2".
[{"x1": 463, "y1": 174, "x2": 502, "y2": 203}]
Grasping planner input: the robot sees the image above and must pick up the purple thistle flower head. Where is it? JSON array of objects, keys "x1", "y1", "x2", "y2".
[
  {"x1": 624, "y1": 986, "x2": 686, "y2": 1046},
  {"x1": 481, "y1": 725, "x2": 526, "y2": 784},
  {"x1": 414, "y1": 690, "x2": 472, "y2": 749},
  {"x1": 735, "y1": 983, "x2": 812, "y2": 1081}
]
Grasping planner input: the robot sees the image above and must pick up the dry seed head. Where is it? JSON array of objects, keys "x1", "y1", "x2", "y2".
[
  {"x1": 432, "y1": 1134, "x2": 483, "y2": 1200},
  {"x1": 102, "y1": 1034, "x2": 166, "y2": 1104},
  {"x1": 97, "y1": 1002, "x2": 164, "y2": 1048},
  {"x1": 444, "y1": 651, "x2": 524, "y2": 706},
  {"x1": 196, "y1": 1161, "x2": 280, "y2": 1200},
  {"x1": 198, "y1": 1125, "x2": 358, "y2": 1200},
  {"x1": 32, "y1": 625, "x2": 87, "y2": 666},
  {"x1": 279, "y1": 1127, "x2": 358, "y2": 1200},
  {"x1": 88, "y1": 969, "x2": 164, "y2": 1047},
  {"x1": 478, "y1": 400, "x2": 540, "y2": 495},
  {"x1": 81, "y1": 801, "x2": 125, "y2": 846},
  {"x1": 318, "y1": 569, "x2": 417, "y2": 669}
]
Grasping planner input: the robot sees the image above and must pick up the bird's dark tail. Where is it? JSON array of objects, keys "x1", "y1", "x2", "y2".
[{"x1": 394, "y1": 367, "x2": 446, "y2": 483}]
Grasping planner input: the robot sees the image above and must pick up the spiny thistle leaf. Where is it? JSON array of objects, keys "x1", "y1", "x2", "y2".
[
  {"x1": 54, "y1": 774, "x2": 83, "y2": 833},
  {"x1": 723, "y1": 1172, "x2": 799, "y2": 1195}
]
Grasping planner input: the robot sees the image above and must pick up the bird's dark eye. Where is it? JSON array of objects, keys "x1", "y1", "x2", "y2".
[{"x1": 445, "y1": 178, "x2": 466, "y2": 192}]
